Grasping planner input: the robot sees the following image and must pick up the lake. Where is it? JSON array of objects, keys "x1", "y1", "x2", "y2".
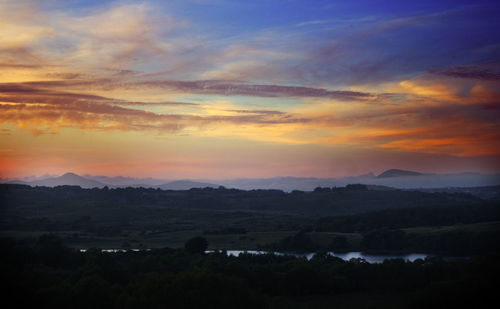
[
  {"x1": 214, "y1": 250, "x2": 428, "y2": 263},
  {"x1": 80, "y1": 248, "x2": 428, "y2": 263}
]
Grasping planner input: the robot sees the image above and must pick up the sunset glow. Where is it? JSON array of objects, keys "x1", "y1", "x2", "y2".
[{"x1": 1, "y1": 0, "x2": 499, "y2": 179}]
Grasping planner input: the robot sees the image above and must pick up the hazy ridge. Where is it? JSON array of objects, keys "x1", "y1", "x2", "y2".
[{"x1": 2, "y1": 169, "x2": 500, "y2": 191}]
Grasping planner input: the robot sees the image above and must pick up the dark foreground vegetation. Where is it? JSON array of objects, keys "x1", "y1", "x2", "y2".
[
  {"x1": 0, "y1": 183, "x2": 483, "y2": 219},
  {"x1": 2, "y1": 184, "x2": 500, "y2": 307},
  {"x1": 3, "y1": 235, "x2": 499, "y2": 309},
  {"x1": 312, "y1": 203, "x2": 500, "y2": 255},
  {"x1": 1, "y1": 184, "x2": 499, "y2": 255}
]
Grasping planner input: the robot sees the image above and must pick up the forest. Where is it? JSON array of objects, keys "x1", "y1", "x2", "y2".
[
  {"x1": 2, "y1": 235, "x2": 499, "y2": 308},
  {"x1": 1, "y1": 184, "x2": 500, "y2": 308}
]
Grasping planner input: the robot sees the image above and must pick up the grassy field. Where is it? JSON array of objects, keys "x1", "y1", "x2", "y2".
[
  {"x1": 402, "y1": 220, "x2": 500, "y2": 235},
  {"x1": 3, "y1": 220, "x2": 500, "y2": 252},
  {"x1": 0, "y1": 228, "x2": 364, "y2": 250}
]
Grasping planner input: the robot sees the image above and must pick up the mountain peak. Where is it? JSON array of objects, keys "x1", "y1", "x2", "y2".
[
  {"x1": 377, "y1": 169, "x2": 423, "y2": 178},
  {"x1": 28, "y1": 172, "x2": 106, "y2": 188},
  {"x1": 61, "y1": 172, "x2": 80, "y2": 178}
]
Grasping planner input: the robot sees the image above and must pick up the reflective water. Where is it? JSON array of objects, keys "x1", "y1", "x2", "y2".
[
  {"x1": 221, "y1": 250, "x2": 428, "y2": 263},
  {"x1": 79, "y1": 248, "x2": 427, "y2": 263},
  {"x1": 79, "y1": 248, "x2": 149, "y2": 253}
]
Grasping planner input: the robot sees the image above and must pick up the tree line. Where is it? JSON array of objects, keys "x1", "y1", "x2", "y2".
[{"x1": 2, "y1": 235, "x2": 499, "y2": 308}]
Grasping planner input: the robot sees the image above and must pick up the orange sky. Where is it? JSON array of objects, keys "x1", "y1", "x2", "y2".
[{"x1": 1, "y1": 1, "x2": 499, "y2": 179}]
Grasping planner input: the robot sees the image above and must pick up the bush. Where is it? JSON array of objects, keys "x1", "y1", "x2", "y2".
[{"x1": 184, "y1": 236, "x2": 208, "y2": 254}]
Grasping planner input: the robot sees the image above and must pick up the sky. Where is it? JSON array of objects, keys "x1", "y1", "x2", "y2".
[{"x1": 1, "y1": 0, "x2": 500, "y2": 179}]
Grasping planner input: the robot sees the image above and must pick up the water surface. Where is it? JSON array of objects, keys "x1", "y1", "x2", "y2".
[{"x1": 221, "y1": 250, "x2": 428, "y2": 263}]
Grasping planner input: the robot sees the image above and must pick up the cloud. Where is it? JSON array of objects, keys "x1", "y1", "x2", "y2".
[
  {"x1": 0, "y1": 0, "x2": 190, "y2": 76},
  {"x1": 2, "y1": 73, "x2": 500, "y2": 156},
  {"x1": 0, "y1": 82, "x2": 200, "y2": 106},
  {"x1": 226, "y1": 109, "x2": 284, "y2": 115},
  {"x1": 284, "y1": 5, "x2": 500, "y2": 86},
  {"x1": 0, "y1": 80, "x2": 312, "y2": 135},
  {"x1": 133, "y1": 80, "x2": 374, "y2": 99},
  {"x1": 1, "y1": 78, "x2": 375, "y2": 100},
  {"x1": 0, "y1": 63, "x2": 48, "y2": 69},
  {"x1": 431, "y1": 66, "x2": 500, "y2": 81},
  {"x1": 1, "y1": 0, "x2": 499, "y2": 161}
]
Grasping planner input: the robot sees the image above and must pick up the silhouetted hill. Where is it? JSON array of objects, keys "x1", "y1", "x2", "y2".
[
  {"x1": 4, "y1": 179, "x2": 30, "y2": 185},
  {"x1": 83, "y1": 175, "x2": 169, "y2": 187},
  {"x1": 159, "y1": 180, "x2": 219, "y2": 190},
  {"x1": 3, "y1": 171, "x2": 500, "y2": 191},
  {"x1": 30, "y1": 173, "x2": 106, "y2": 188},
  {"x1": 377, "y1": 169, "x2": 424, "y2": 178}
]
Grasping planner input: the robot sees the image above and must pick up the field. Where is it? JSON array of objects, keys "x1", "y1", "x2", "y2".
[{"x1": 1, "y1": 184, "x2": 499, "y2": 255}]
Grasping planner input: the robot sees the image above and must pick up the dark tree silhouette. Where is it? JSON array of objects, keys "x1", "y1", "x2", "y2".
[
  {"x1": 329, "y1": 235, "x2": 350, "y2": 251},
  {"x1": 185, "y1": 236, "x2": 208, "y2": 254}
]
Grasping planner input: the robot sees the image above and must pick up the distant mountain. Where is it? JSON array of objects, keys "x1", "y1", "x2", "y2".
[
  {"x1": 356, "y1": 172, "x2": 376, "y2": 178},
  {"x1": 30, "y1": 172, "x2": 107, "y2": 188},
  {"x1": 215, "y1": 177, "x2": 339, "y2": 192},
  {"x1": 159, "y1": 180, "x2": 220, "y2": 190},
  {"x1": 3, "y1": 170, "x2": 500, "y2": 191},
  {"x1": 215, "y1": 173, "x2": 500, "y2": 191},
  {"x1": 83, "y1": 175, "x2": 169, "y2": 187},
  {"x1": 377, "y1": 169, "x2": 424, "y2": 178},
  {"x1": 22, "y1": 174, "x2": 58, "y2": 182},
  {"x1": 5, "y1": 179, "x2": 30, "y2": 185}
]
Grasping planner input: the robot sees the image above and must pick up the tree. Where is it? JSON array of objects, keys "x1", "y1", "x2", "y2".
[
  {"x1": 277, "y1": 231, "x2": 318, "y2": 253},
  {"x1": 329, "y1": 235, "x2": 350, "y2": 251},
  {"x1": 37, "y1": 234, "x2": 77, "y2": 268},
  {"x1": 184, "y1": 236, "x2": 208, "y2": 254}
]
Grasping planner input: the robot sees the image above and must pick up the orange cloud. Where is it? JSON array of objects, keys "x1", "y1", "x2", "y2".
[
  {"x1": 1, "y1": 74, "x2": 500, "y2": 158},
  {"x1": 0, "y1": 1, "x2": 499, "y2": 178}
]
